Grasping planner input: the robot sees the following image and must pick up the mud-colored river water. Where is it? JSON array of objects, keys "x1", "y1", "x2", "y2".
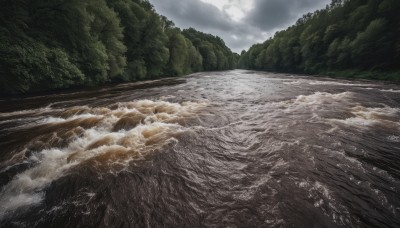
[{"x1": 0, "y1": 70, "x2": 399, "y2": 227}]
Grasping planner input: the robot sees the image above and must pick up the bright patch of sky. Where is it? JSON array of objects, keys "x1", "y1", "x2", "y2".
[{"x1": 200, "y1": 0, "x2": 254, "y2": 21}]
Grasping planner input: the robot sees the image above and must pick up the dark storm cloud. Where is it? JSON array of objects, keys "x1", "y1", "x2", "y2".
[
  {"x1": 151, "y1": 0, "x2": 259, "y2": 52},
  {"x1": 246, "y1": 0, "x2": 329, "y2": 30},
  {"x1": 151, "y1": 0, "x2": 235, "y2": 32},
  {"x1": 150, "y1": 0, "x2": 330, "y2": 52}
]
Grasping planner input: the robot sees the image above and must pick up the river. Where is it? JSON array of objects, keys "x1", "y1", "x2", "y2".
[{"x1": 0, "y1": 70, "x2": 399, "y2": 227}]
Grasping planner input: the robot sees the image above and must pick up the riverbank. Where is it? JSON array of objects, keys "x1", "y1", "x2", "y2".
[
  {"x1": 319, "y1": 70, "x2": 400, "y2": 83},
  {"x1": 0, "y1": 77, "x2": 188, "y2": 113},
  {"x1": 243, "y1": 69, "x2": 400, "y2": 84}
]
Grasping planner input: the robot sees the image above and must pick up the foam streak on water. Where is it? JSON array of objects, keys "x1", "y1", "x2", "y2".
[
  {"x1": 0, "y1": 70, "x2": 399, "y2": 227},
  {"x1": 0, "y1": 99, "x2": 207, "y2": 218}
]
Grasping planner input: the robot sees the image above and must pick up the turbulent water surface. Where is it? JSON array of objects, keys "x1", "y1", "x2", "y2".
[{"x1": 0, "y1": 70, "x2": 400, "y2": 227}]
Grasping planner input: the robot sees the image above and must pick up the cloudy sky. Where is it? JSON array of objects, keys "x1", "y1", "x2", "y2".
[{"x1": 150, "y1": 0, "x2": 331, "y2": 53}]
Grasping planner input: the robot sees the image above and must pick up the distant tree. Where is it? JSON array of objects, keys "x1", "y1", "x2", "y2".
[
  {"x1": 183, "y1": 28, "x2": 237, "y2": 71},
  {"x1": 239, "y1": 0, "x2": 400, "y2": 75},
  {"x1": 166, "y1": 29, "x2": 188, "y2": 76}
]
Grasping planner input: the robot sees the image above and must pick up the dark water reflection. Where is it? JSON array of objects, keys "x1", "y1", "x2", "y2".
[{"x1": 0, "y1": 70, "x2": 400, "y2": 227}]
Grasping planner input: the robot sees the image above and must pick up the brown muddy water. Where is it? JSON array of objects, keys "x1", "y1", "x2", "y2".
[{"x1": 0, "y1": 70, "x2": 400, "y2": 227}]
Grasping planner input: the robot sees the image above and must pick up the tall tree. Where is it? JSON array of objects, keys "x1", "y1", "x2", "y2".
[{"x1": 239, "y1": 0, "x2": 400, "y2": 77}]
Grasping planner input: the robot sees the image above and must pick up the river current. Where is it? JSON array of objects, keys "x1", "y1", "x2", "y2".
[{"x1": 0, "y1": 70, "x2": 399, "y2": 227}]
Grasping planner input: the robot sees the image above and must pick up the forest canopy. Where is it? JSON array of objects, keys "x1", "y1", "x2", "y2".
[
  {"x1": 2, "y1": 0, "x2": 399, "y2": 95},
  {"x1": 0, "y1": 0, "x2": 238, "y2": 94},
  {"x1": 238, "y1": 0, "x2": 400, "y2": 80}
]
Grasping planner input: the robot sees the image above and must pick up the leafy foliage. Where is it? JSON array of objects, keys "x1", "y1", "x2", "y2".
[
  {"x1": 239, "y1": 0, "x2": 400, "y2": 78},
  {"x1": 183, "y1": 28, "x2": 239, "y2": 71},
  {"x1": 0, "y1": 0, "x2": 237, "y2": 94}
]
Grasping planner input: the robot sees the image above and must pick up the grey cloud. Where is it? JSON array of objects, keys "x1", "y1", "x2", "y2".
[
  {"x1": 151, "y1": 0, "x2": 235, "y2": 32},
  {"x1": 150, "y1": 0, "x2": 330, "y2": 53},
  {"x1": 245, "y1": 0, "x2": 330, "y2": 30}
]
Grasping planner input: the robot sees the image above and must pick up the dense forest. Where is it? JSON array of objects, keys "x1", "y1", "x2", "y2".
[
  {"x1": 0, "y1": 0, "x2": 238, "y2": 95},
  {"x1": 239, "y1": 0, "x2": 400, "y2": 81}
]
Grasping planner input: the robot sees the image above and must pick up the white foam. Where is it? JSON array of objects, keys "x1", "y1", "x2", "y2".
[
  {"x1": 269, "y1": 92, "x2": 353, "y2": 108},
  {"x1": 296, "y1": 180, "x2": 351, "y2": 225},
  {"x1": 264, "y1": 92, "x2": 354, "y2": 123},
  {"x1": 380, "y1": 89, "x2": 400, "y2": 93},
  {"x1": 387, "y1": 135, "x2": 400, "y2": 142},
  {"x1": 0, "y1": 107, "x2": 61, "y2": 118},
  {"x1": 0, "y1": 193, "x2": 44, "y2": 214},
  {"x1": 293, "y1": 92, "x2": 352, "y2": 106},
  {"x1": 309, "y1": 81, "x2": 375, "y2": 87},
  {"x1": 0, "y1": 99, "x2": 207, "y2": 218},
  {"x1": 283, "y1": 80, "x2": 303, "y2": 85},
  {"x1": 331, "y1": 105, "x2": 400, "y2": 128},
  {"x1": 159, "y1": 95, "x2": 176, "y2": 100},
  {"x1": 0, "y1": 148, "x2": 72, "y2": 218}
]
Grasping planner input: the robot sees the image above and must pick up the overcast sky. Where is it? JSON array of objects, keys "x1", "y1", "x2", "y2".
[{"x1": 150, "y1": 0, "x2": 331, "y2": 53}]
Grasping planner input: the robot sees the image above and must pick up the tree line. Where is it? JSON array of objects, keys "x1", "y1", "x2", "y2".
[
  {"x1": 239, "y1": 0, "x2": 400, "y2": 80},
  {"x1": 0, "y1": 0, "x2": 238, "y2": 95}
]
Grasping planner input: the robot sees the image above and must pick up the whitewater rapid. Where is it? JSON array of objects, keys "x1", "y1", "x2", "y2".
[{"x1": 0, "y1": 70, "x2": 399, "y2": 227}]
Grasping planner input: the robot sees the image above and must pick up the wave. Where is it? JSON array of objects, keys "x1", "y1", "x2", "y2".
[
  {"x1": 330, "y1": 105, "x2": 400, "y2": 128},
  {"x1": 309, "y1": 81, "x2": 375, "y2": 87},
  {"x1": 0, "y1": 99, "x2": 207, "y2": 218},
  {"x1": 380, "y1": 89, "x2": 400, "y2": 93}
]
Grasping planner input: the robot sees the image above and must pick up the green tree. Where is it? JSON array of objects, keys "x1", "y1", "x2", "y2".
[
  {"x1": 351, "y1": 19, "x2": 392, "y2": 68},
  {"x1": 166, "y1": 29, "x2": 188, "y2": 76},
  {"x1": 239, "y1": 0, "x2": 400, "y2": 77}
]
